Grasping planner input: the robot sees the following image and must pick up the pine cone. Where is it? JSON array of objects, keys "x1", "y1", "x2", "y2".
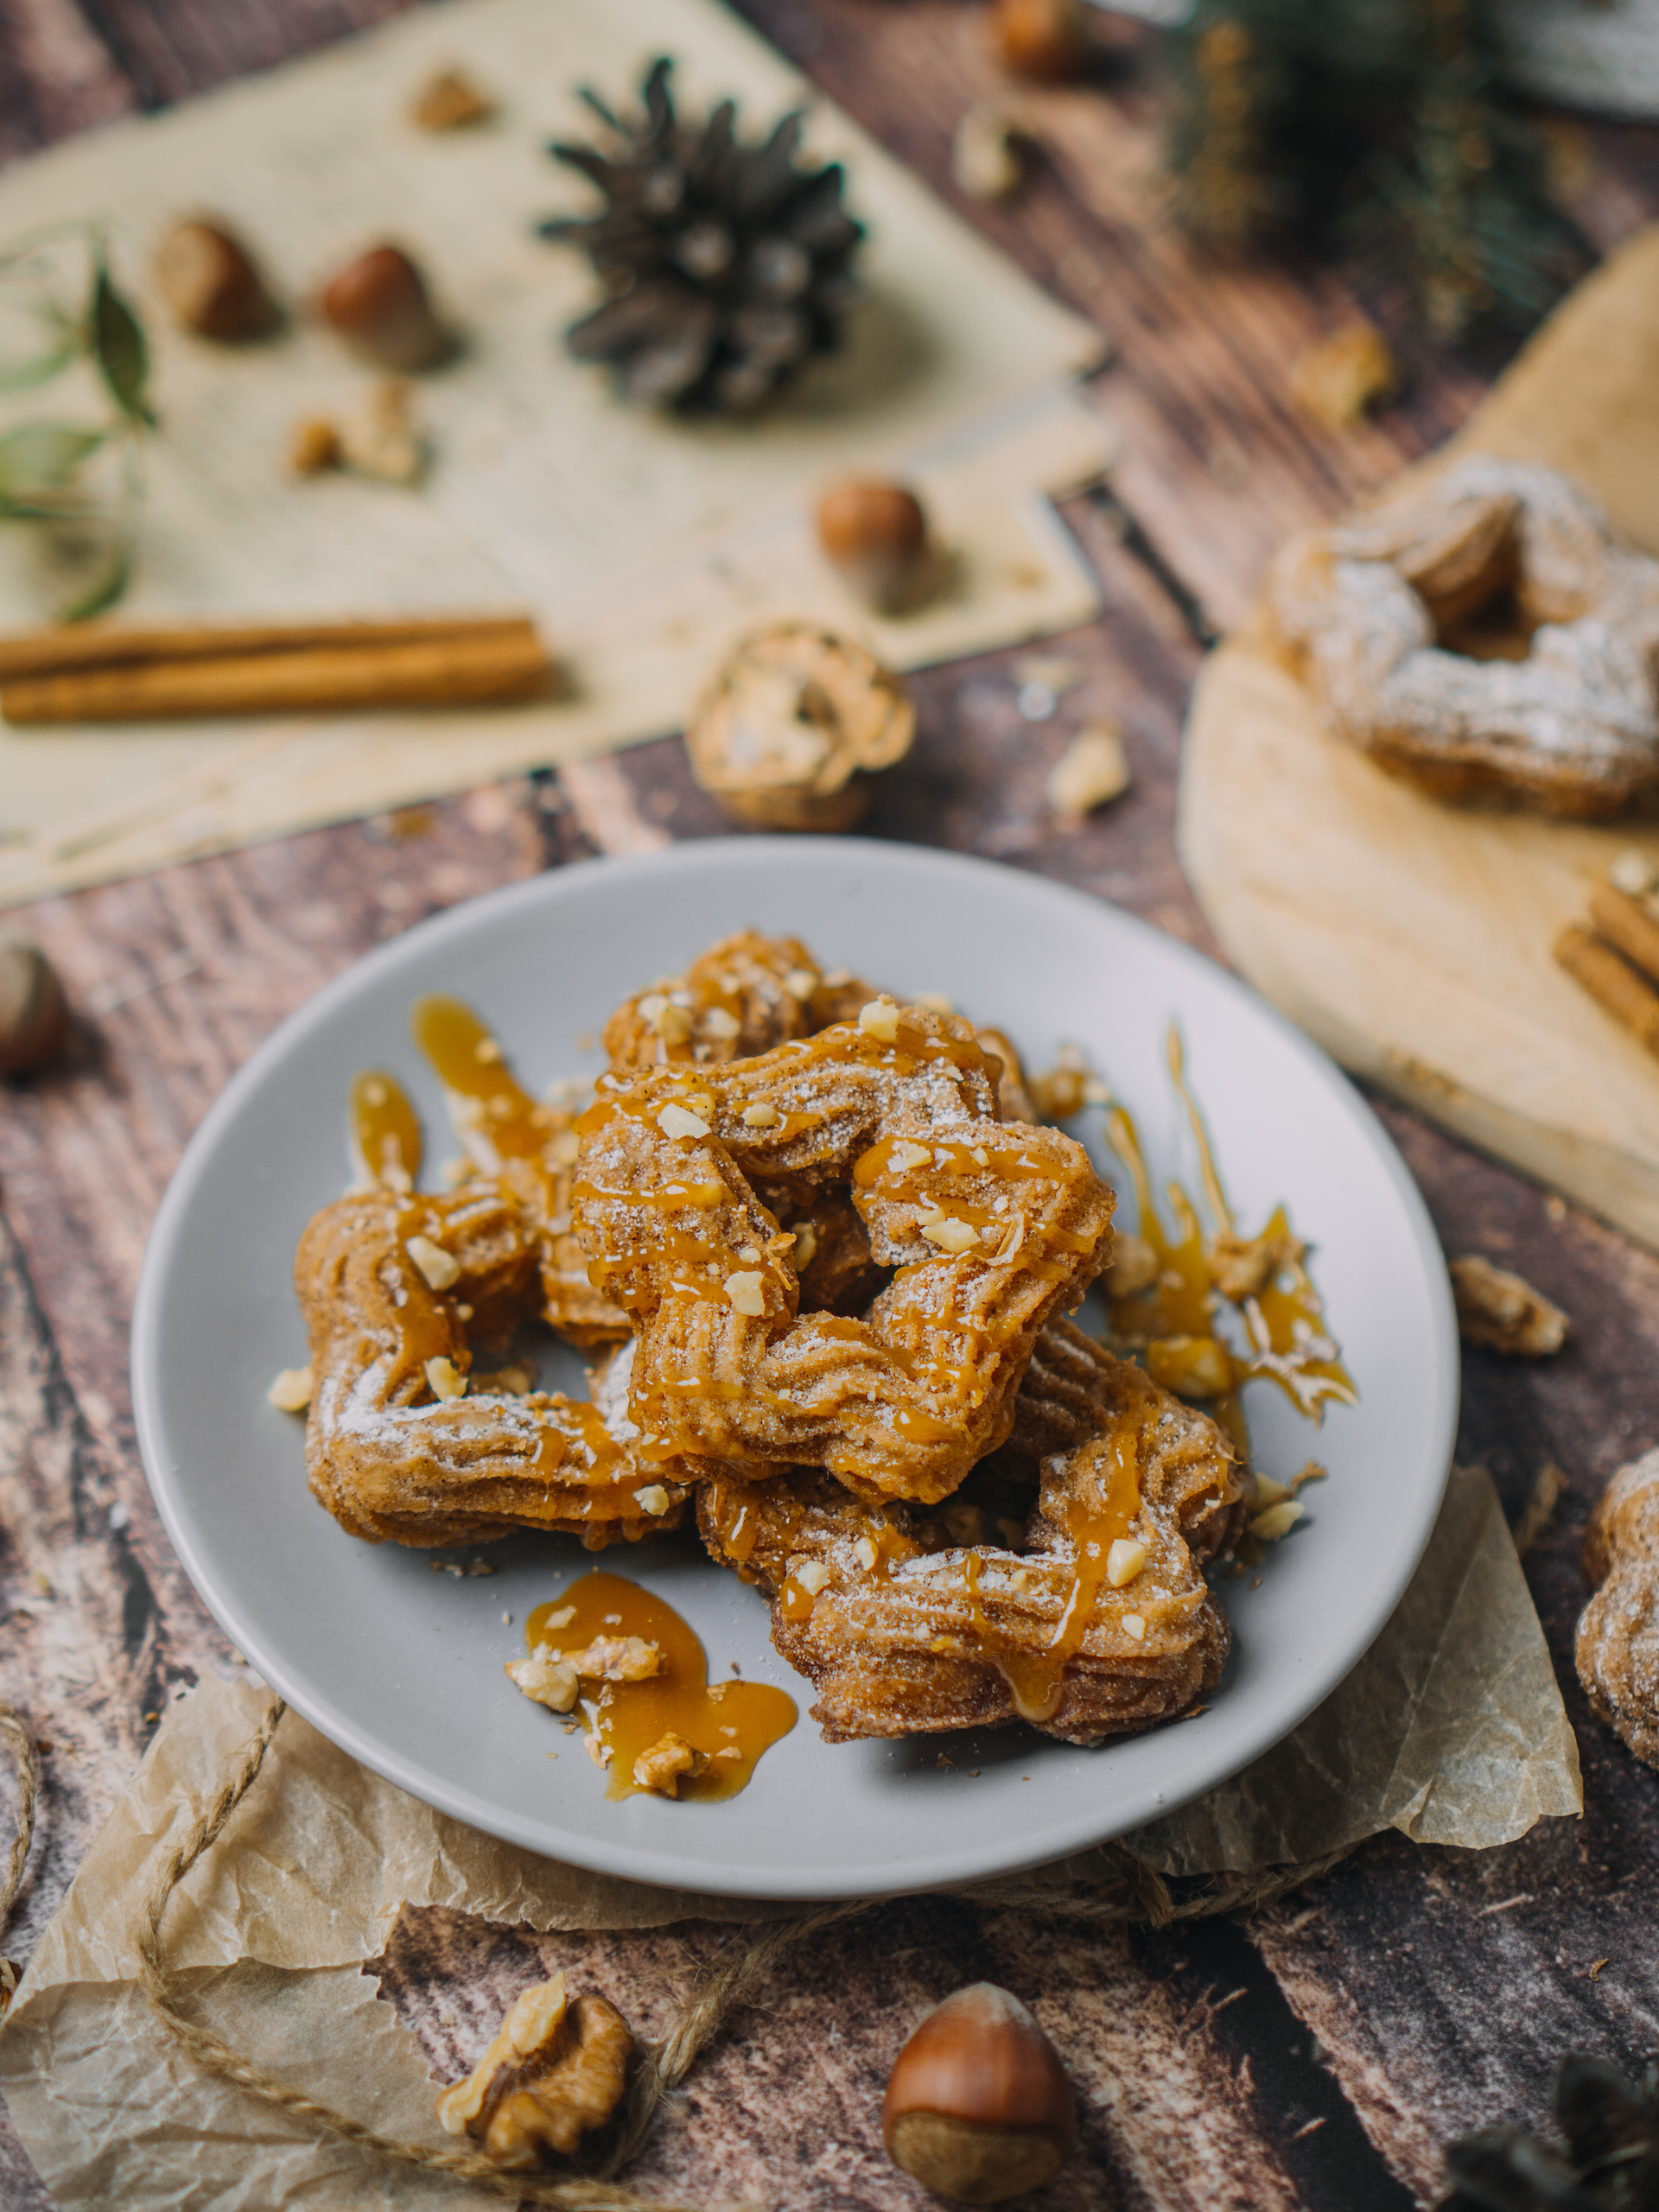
[
  {"x1": 539, "y1": 57, "x2": 865, "y2": 414},
  {"x1": 1442, "y1": 2054, "x2": 1659, "y2": 2210}
]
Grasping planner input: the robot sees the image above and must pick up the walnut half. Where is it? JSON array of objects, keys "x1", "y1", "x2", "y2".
[
  {"x1": 684, "y1": 622, "x2": 915, "y2": 832},
  {"x1": 435, "y1": 1970, "x2": 633, "y2": 2170},
  {"x1": 1450, "y1": 1255, "x2": 1569, "y2": 1357}
]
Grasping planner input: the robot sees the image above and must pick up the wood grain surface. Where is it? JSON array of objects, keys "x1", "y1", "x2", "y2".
[{"x1": 3, "y1": 4, "x2": 1659, "y2": 2208}]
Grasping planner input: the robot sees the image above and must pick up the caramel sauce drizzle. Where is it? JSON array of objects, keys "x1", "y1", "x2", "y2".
[
  {"x1": 954, "y1": 1382, "x2": 1154, "y2": 1723},
  {"x1": 526, "y1": 1573, "x2": 796, "y2": 1801},
  {"x1": 410, "y1": 993, "x2": 550, "y2": 1171},
  {"x1": 349, "y1": 1070, "x2": 423, "y2": 1192},
  {"x1": 1105, "y1": 1025, "x2": 1355, "y2": 1440}
]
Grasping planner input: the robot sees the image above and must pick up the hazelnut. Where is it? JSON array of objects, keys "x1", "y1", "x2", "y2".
[
  {"x1": 320, "y1": 245, "x2": 451, "y2": 371},
  {"x1": 882, "y1": 1982, "x2": 1077, "y2": 2204},
  {"x1": 0, "y1": 938, "x2": 70, "y2": 1077},
  {"x1": 815, "y1": 480, "x2": 931, "y2": 613},
  {"x1": 991, "y1": 0, "x2": 1092, "y2": 83},
  {"x1": 153, "y1": 219, "x2": 279, "y2": 341}
]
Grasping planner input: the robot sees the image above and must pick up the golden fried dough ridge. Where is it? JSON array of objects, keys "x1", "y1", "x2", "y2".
[
  {"x1": 605, "y1": 929, "x2": 875, "y2": 1072},
  {"x1": 700, "y1": 1351, "x2": 1243, "y2": 1744},
  {"x1": 297, "y1": 1187, "x2": 691, "y2": 1548},
  {"x1": 572, "y1": 1005, "x2": 1116, "y2": 1503}
]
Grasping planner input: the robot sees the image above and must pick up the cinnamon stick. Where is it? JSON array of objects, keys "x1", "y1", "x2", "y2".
[
  {"x1": 1555, "y1": 924, "x2": 1659, "y2": 1057},
  {"x1": 0, "y1": 613, "x2": 539, "y2": 683},
  {"x1": 0, "y1": 626, "x2": 550, "y2": 725},
  {"x1": 1588, "y1": 881, "x2": 1659, "y2": 991}
]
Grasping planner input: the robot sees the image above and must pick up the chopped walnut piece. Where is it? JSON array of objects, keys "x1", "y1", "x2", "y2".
[
  {"x1": 435, "y1": 1971, "x2": 633, "y2": 2169},
  {"x1": 1450, "y1": 1255, "x2": 1570, "y2": 1357},
  {"x1": 1209, "y1": 1228, "x2": 1302, "y2": 1305},
  {"x1": 405, "y1": 1233, "x2": 461, "y2": 1290},
  {"x1": 632, "y1": 1730, "x2": 710, "y2": 1797},
  {"x1": 423, "y1": 1355, "x2": 467, "y2": 1401},
  {"x1": 267, "y1": 1364, "x2": 314, "y2": 1413},
  {"x1": 1047, "y1": 723, "x2": 1132, "y2": 817},
  {"x1": 567, "y1": 1635, "x2": 661, "y2": 1683},
  {"x1": 1289, "y1": 321, "x2": 1398, "y2": 433},
  {"x1": 506, "y1": 1649, "x2": 579, "y2": 1713}
]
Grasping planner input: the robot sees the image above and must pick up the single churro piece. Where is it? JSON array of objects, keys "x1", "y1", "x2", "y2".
[
  {"x1": 700, "y1": 1351, "x2": 1243, "y2": 1743},
  {"x1": 1266, "y1": 457, "x2": 1659, "y2": 817},
  {"x1": 297, "y1": 1188, "x2": 690, "y2": 1547},
  {"x1": 572, "y1": 1004, "x2": 1115, "y2": 1503}
]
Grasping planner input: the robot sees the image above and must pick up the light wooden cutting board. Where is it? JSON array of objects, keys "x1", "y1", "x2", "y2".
[{"x1": 1178, "y1": 224, "x2": 1659, "y2": 1251}]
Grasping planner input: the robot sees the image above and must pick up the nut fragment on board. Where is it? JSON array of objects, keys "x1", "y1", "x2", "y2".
[
  {"x1": 411, "y1": 67, "x2": 495, "y2": 130},
  {"x1": 289, "y1": 381, "x2": 428, "y2": 485},
  {"x1": 684, "y1": 621, "x2": 915, "y2": 831},
  {"x1": 1450, "y1": 1255, "x2": 1569, "y2": 1357},
  {"x1": 952, "y1": 105, "x2": 1025, "y2": 200},
  {"x1": 435, "y1": 1971, "x2": 633, "y2": 2169},
  {"x1": 1046, "y1": 724, "x2": 1131, "y2": 817},
  {"x1": 1289, "y1": 322, "x2": 1398, "y2": 432}
]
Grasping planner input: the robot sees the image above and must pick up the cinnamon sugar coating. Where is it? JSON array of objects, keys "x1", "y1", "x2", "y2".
[
  {"x1": 604, "y1": 928, "x2": 875, "y2": 1072},
  {"x1": 297, "y1": 1186, "x2": 691, "y2": 1548},
  {"x1": 699, "y1": 1342, "x2": 1245, "y2": 1743},
  {"x1": 1267, "y1": 456, "x2": 1659, "y2": 817},
  {"x1": 572, "y1": 1006, "x2": 1116, "y2": 1503},
  {"x1": 1579, "y1": 1448, "x2": 1659, "y2": 1767}
]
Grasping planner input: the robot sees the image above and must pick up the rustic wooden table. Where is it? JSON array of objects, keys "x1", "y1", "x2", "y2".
[{"x1": 3, "y1": 4, "x2": 1659, "y2": 2207}]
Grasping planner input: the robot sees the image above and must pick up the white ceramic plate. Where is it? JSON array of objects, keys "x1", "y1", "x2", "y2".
[{"x1": 132, "y1": 839, "x2": 1458, "y2": 1899}]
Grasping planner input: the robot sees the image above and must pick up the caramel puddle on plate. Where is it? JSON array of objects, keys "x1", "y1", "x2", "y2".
[{"x1": 527, "y1": 1572, "x2": 797, "y2": 1802}]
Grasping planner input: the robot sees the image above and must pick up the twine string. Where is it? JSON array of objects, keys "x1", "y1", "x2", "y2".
[
  {"x1": 1, "y1": 1700, "x2": 41, "y2": 1939},
  {"x1": 128, "y1": 1694, "x2": 1353, "y2": 2207}
]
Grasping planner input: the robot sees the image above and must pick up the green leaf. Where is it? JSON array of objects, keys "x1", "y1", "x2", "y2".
[
  {"x1": 90, "y1": 262, "x2": 153, "y2": 424},
  {"x1": 58, "y1": 535, "x2": 133, "y2": 622},
  {"x1": 0, "y1": 423, "x2": 105, "y2": 496}
]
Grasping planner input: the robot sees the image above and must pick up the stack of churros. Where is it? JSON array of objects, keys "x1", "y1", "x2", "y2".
[{"x1": 283, "y1": 930, "x2": 1349, "y2": 1751}]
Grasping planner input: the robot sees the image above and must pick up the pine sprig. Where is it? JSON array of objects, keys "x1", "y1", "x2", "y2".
[
  {"x1": 1443, "y1": 2053, "x2": 1659, "y2": 2211},
  {"x1": 1167, "y1": 0, "x2": 1586, "y2": 340}
]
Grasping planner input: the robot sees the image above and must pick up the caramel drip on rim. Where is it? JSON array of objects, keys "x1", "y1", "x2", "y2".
[
  {"x1": 1103, "y1": 1043, "x2": 1355, "y2": 1427},
  {"x1": 349, "y1": 1070, "x2": 423, "y2": 1192},
  {"x1": 411, "y1": 994, "x2": 549, "y2": 1169},
  {"x1": 526, "y1": 1572, "x2": 796, "y2": 1802}
]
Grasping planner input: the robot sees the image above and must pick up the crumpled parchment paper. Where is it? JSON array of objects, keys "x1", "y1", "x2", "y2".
[{"x1": 0, "y1": 1461, "x2": 1579, "y2": 2209}]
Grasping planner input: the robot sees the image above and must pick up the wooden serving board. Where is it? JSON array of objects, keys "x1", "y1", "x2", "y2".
[{"x1": 1179, "y1": 223, "x2": 1659, "y2": 1252}]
